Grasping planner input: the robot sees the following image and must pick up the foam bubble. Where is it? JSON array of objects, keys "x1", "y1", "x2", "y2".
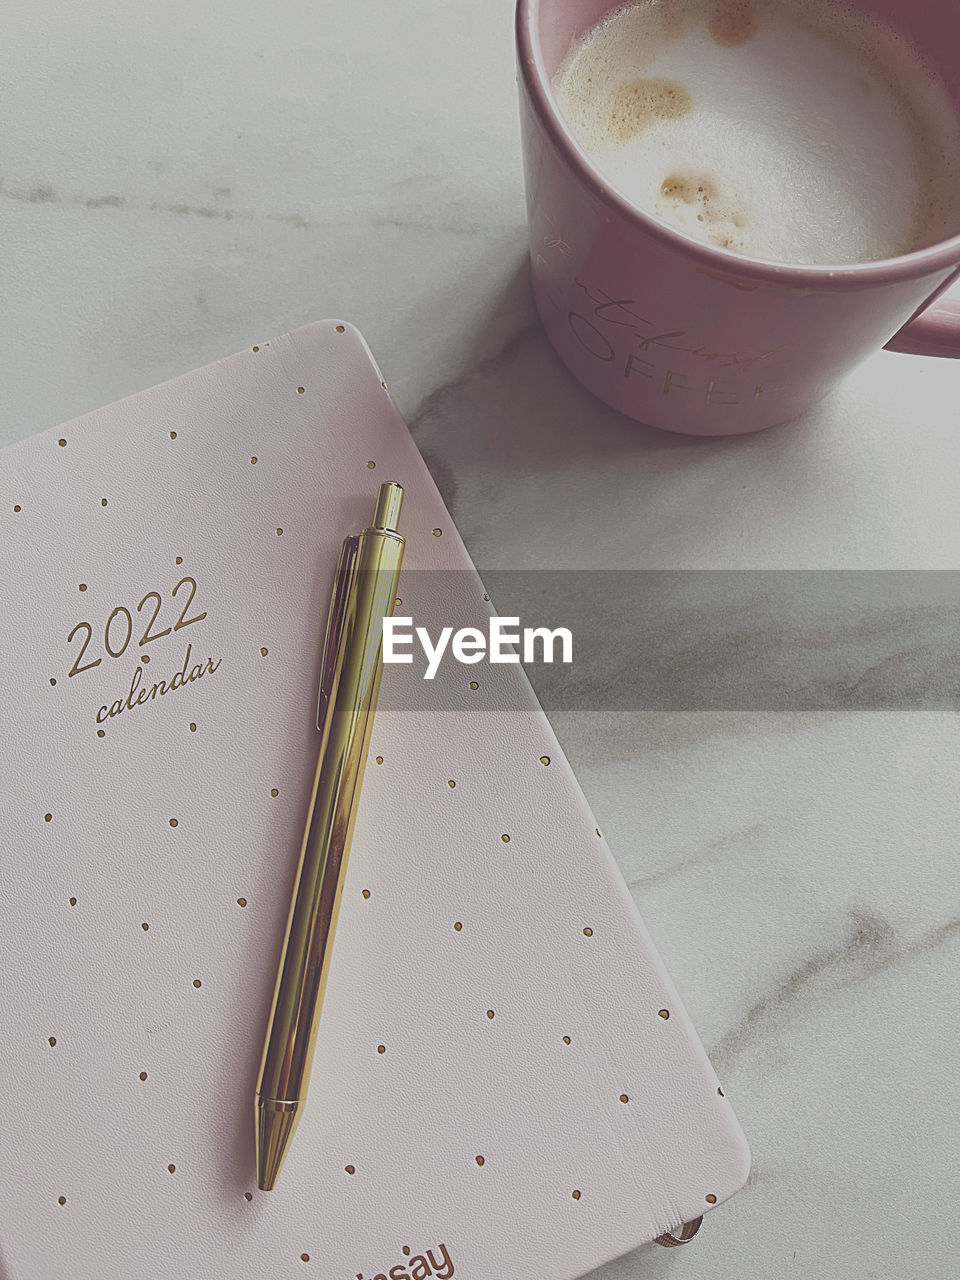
[
  {"x1": 552, "y1": 0, "x2": 960, "y2": 265},
  {"x1": 609, "y1": 77, "x2": 692, "y2": 141},
  {"x1": 709, "y1": 0, "x2": 757, "y2": 48}
]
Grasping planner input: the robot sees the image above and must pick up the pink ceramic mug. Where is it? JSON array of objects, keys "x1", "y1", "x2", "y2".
[{"x1": 516, "y1": 0, "x2": 960, "y2": 436}]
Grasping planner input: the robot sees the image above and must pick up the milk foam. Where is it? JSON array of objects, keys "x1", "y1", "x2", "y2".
[{"x1": 552, "y1": 0, "x2": 960, "y2": 265}]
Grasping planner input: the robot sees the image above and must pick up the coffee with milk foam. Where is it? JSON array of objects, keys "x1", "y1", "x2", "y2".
[{"x1": 552, "y1": 0, "x2": 960, "y2": 265}]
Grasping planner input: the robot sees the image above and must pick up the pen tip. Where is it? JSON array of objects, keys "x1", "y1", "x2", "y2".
[{"x1": 255, "y1": 1097, "x2": 301, "y2": 1190}]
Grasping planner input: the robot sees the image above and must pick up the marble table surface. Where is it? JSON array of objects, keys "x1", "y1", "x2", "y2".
[{"x1": 3, "y1": 2, "x2": 959, "y2": 1277}]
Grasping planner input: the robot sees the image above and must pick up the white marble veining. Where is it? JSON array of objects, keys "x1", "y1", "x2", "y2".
[{"x1": 3, "y1": 1, "x2": 959, "y2": 1277}]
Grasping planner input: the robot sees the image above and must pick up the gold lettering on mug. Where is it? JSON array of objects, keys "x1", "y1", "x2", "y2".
[
  {"x1": 591, "y1": 297, "x2": 652, "y2": 329},
  {"x1": 571, "y1": 276, "x2": 783, "y2": 372},
  {"x1": 566, "y1": 278, "x2": 781, "y2": 409},
  {"x1": 705, "y1": 380, "x2": 739, "y2": 406},
  {"x1": 545, "y1": 234, "x2": 572, "y2": 258},
  {"x1": 624, "y1": 353, "x2": 655, "y2": 380},
  {"x1": 636, "y1": 330, "x2": 689, "y2": 353},
  {"x1": 567, "y1": 312, "x2": 617, "y2": 362},
  {"x1": 663, "y1": 370, "x2": 690, "y2": 396}
]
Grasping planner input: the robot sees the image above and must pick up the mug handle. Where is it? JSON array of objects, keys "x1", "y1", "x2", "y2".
[{"x1": 884, "y1": 276, "x2": 960, "y2": 358}]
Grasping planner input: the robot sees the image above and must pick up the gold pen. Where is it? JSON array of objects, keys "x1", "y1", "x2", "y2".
[{"x1": 255, "y1": 481, "x2": 405, "y2": 1190}]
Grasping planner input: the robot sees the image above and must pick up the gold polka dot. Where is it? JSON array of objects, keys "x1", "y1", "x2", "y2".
[
  {"x1": 252, "y1": 346, "x2": 259, "y2": 353},
  {"x1": 344, "y1": 1164, "x2": 355, "y2": 1175},
  {"x1": 141, "y1": 922, "x2": 149, "y2": 931},
  {"x1": 101, "y1": 498, "x2": 108, "y2": 507},
  {"x1": 58, "y1": 1195, "x2": 66, "y2": 1205},
  {"x1": 453, "y1": 921, "x2": 462, "y2": 932},
  {"x1": 78, "y1": 583, "x2": 87, "y2": 592},
  {"x1": 540, "y1": 756, "x2": 551, "y2": 766},
  {"x1": 483, "y1": 593, "x2": 490, "y2": 602},
  {"x1": 270, "y1": 788, "x2": 279, "y2": 797},
  {"x1": 375, "y1": 756, "x2": 383, "y2": 765},
  {"x1": 619, "y1": 1094, "x2": 629, "y2": 1104},
  {"x1": 168, "y1": 1164, "x2": 176, "y2": 1174},
  {"x1": 658, "y1": 1009, "x2": 670, "y2": 1020},
  {"x1": 49, "y1": 678, "x2": 57, "y2": 686},
  {"x1": 562, "y1": 1035, "x2": 571, "y2": 1045},
  {"x1": 189, "y1": 723, "x2": 197, "y2": 733},
  {"x1": 475, "y1": 1155, "x2": 485, "y2": 1166},
  {"x1": 335, "y1": 325, "x2": 346, "y2": 334},
  {"x1": 192, "y1": 979, "x2": 202, "y2": 988},
  {"x1": 44, "y1": 813, "x2": 52, "y2": 823},
  {"x1": 572, "y1": 1189, "x2": 581, "y2": 1200},
  {"x1": 432, "y1": 528, "x2": 442, "y2": 537},
  {"x1": 13, "y1": 504, "x2": 21, "y2": 512},
  {"x1": 69, "y1": 897, "x2": 77, "y2": 906},
  {"x1": 244, "y1": 1191, "x2": 253, "y2": 1201},
  {"x1": 301, "y1": 1254, "x2": 310, "y2": 1263},
  {"x1": 176, "y1": 556, "x2": 183, "y2": 565},
  {"x1": 706, "y1": 1194, "x2": 717, "y2": 1204},
  {"x1": 58, "y1": 438, "x2": 67, "y2": 447},
  {"x1": 169, "y1": 818, "x2": 178, "y2": 827},
  {"x1": 48, "y1": 1036, "x2": 57, "y2": 1046},
  {"x1": 169, "y1": 432, "x2": 177, "y2": 440},
  {"x1": 447, "y1": 780, "x2": 456, "y2": 789},
  {"x1": 366, "y1": 460, "x2": 376, "y2": 469},
  {"x1": 97, "y1": 729, "x2": 105, "y2": 737},
  {"x1": 377, "y1": 1044, "x2": 386, "y2": 1054},
  {"x1": 395, "y1": 597, "x2": 402, "y2": 607},
  {"x1": 276, "y1": 527, "x2": 283, "y2": 536},
  {"x1": 141, "y1": 654, "x2": 150, "y2": 664},
  {"x1": 260, "y1": 647, "x2": 268, "y2": 656},
  {"x1": 237, "y1": 898, "x2": 247, "y2": 907},
  {"x1": 250, "y1": 456, "x2": 258, "y2": 465},
  {"x1": 361, "y1": 889, "x2": 371, "y2": 900},
  {"x1": 139, "y1": 1071, "x2": 148, "y2": 1081},
  {"x1": 469, "y1": 681, "x2": 479, "y2": 690},
  {"x1": 582, "y1": 927, "x2": 593, "y2": 937},
  {"x1": 297, "y1": 386, "x2": 305, "y2": 395},
  {"x1": 486, "y1": 1009, "x2": 495, "y2": 1020},
  {"x1": 501, "y1": 834, "x2": 510, "y2": 843}
]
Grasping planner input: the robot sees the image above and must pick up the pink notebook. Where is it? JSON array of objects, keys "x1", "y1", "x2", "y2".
[{"x1": 0, "y1": 322, "x2": 748, "y2": 1280}]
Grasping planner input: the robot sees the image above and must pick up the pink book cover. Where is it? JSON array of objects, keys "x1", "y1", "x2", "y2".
[{"x1": 0, "y1": 321, "x2": 748, "y2": 1280}]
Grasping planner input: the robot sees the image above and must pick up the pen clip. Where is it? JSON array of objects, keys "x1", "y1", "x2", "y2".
[{"x1": 316, "y1": 533, "x2": 360, "y2": 733}]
